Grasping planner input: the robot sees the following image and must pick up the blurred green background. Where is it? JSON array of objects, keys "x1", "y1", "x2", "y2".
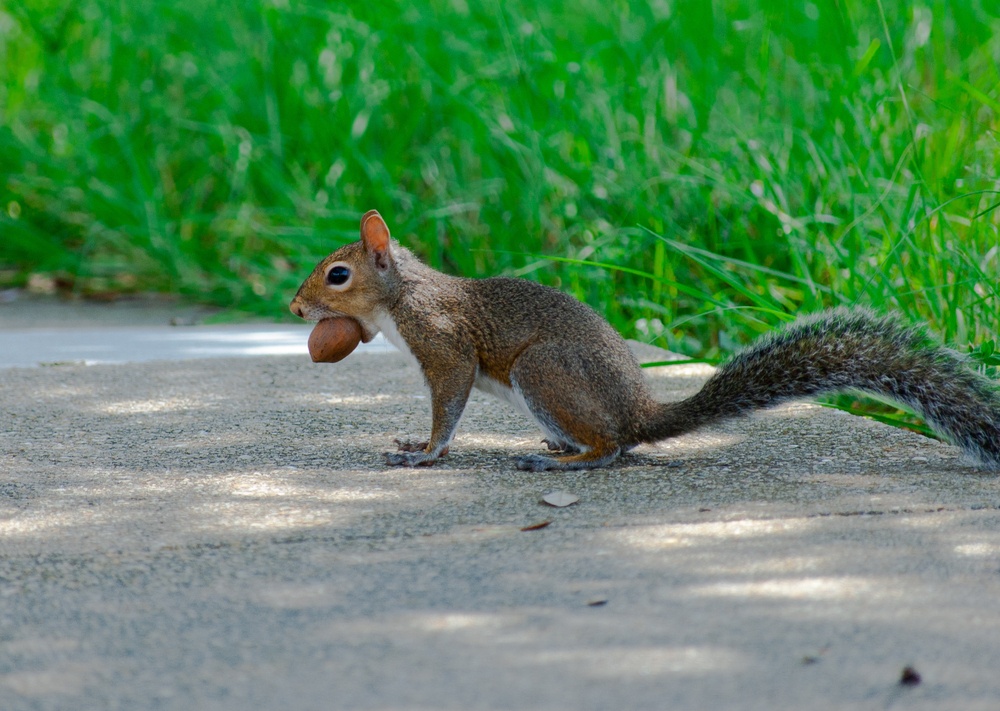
[{"x1": 1, "y1": 0, "x2": 998, "y2": 358}]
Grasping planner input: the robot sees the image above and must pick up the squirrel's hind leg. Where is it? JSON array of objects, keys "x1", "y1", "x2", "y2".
[{"x1": 509, "y1": 344, "x2": 628, "y2": 470}]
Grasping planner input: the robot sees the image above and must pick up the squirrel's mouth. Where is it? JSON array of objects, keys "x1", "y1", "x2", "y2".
[{"x1": 289, "y1": 298, "x2": 347, "y2": 323}]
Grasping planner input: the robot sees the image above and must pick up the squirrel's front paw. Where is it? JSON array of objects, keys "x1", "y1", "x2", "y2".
[
  {"x1": 393, "y1": 438, "x2": 428, "y2": 453},
  {"x1": 385, "y1": 451, "x2": 439, "y2": 467},
  {"x1": 393, "y1": 438, "x2": 450, "y2": 455}
]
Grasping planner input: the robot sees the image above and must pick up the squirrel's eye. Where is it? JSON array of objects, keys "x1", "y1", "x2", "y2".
[{"x1": 326, "y1": 265, "x2": 351, "y2": 286}]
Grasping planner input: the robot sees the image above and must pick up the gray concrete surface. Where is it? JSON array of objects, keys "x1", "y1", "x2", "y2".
[
  {"x1": 0, "y1": 294, "x2": 392, "y2": 367},
  {"x1": 1, "y1": 301, "x2": 999, "y2": 710},
  {"x1": 0, "y1": 323, "x2": 393, "y2": 368}
]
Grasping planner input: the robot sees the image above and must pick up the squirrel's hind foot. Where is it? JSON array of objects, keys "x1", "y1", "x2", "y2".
[{"x1": 516, "y1": 446, "x2": 621, "y2": 472}]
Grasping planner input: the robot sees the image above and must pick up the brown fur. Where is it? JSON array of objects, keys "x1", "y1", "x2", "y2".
[{"x1": 291, "y1": 211, "x2": 1000, "y2": 471}]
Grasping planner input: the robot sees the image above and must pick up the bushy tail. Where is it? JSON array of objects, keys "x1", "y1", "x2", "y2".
[{"x1": 640, "y1": 308, "x2": 1000, "y2": 467}]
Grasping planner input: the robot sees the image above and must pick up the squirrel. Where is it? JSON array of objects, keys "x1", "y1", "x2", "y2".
[{"x1": 290, "y1": 209, "x2": 1000, "y2": 471}]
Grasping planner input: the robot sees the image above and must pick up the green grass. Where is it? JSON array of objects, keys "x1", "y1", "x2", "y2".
[{"x1": 1, "y1": 0, "x2": 999, "y2": 359}]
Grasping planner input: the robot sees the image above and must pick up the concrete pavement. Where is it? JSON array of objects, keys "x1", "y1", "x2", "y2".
[
  {"x1": 0, "y1": 294, "x2": 392, "y2": 367},
  {"x1": 1, "y1": 298, "x2": 999, "y2": 709}
]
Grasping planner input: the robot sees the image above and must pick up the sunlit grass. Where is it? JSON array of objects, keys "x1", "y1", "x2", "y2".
[{"x1": 1, "y1": 0, "x2": 997, "y2": 358}]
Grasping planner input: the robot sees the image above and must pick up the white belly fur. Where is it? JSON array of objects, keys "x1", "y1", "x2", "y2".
[{"x1": 473, "y1": 373, "x2": 533, "y2": 419}]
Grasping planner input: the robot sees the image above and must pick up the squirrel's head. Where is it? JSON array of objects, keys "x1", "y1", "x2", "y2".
[{"x1": 289, "y1": 210, "x2": 398, "y2": 335}]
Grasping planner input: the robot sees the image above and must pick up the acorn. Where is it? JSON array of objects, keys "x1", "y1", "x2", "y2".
[{"x1": 307, "y1": 317, "x2": 362, "y2": 363}]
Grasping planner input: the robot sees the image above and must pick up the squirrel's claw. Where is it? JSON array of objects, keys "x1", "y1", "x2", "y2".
[
  {"x1": 542, "y1": 439, "x2": 581, "y2": 454},
  {"x1": 394, "y1": 438, "x2": 427, "y2": 452}
]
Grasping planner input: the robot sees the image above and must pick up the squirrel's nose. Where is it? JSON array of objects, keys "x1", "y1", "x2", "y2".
[{"x1": 290, "y1": 299, "x2": 304, "y2": 318}]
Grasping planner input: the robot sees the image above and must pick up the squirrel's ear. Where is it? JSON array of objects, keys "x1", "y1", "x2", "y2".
[{"x1": 360, "y1": 210, "x2": 392, "y2": 270}]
